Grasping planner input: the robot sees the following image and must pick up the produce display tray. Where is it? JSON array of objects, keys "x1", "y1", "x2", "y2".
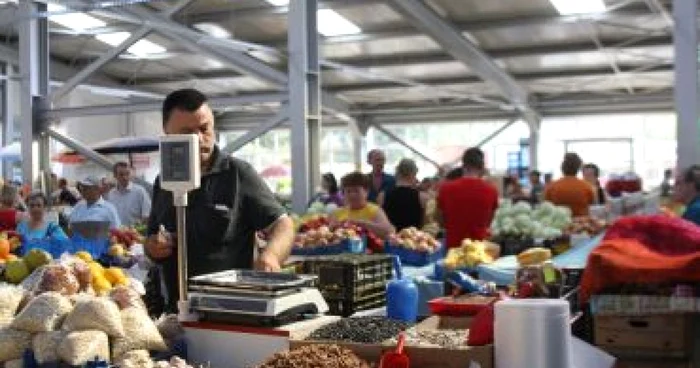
[
  {"x1": 384, "y1": 241, "x2": 444, "y2": 267},
  {"x1": 291, "y1": 238, "x2": 365, "y2": 256}
]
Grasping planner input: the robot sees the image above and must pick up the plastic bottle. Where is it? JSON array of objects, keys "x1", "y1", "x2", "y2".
[{"x1": 386, "y1": 256, "x2": 419, "y2": 323}]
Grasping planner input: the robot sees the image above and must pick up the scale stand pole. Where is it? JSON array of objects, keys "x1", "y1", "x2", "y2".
[{"x1": 174, "y1": 193, "x2": 196, "y2": 321}]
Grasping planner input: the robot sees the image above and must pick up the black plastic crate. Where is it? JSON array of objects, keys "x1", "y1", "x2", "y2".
[{"x1": 301, "y1": 254, "x2": 393, "y2": 316}]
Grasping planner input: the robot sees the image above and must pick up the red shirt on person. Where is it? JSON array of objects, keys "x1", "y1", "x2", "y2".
[{"x1": 438, "y1": 177, "x2": 499, "y2": 248}]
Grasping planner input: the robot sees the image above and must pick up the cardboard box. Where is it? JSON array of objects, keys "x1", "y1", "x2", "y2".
[
  {"x1": 291, "y1": 316, "x2": 493, "y2": 368},
  {"x1": 595, "y1": 314, "x2": 694, "y2": 358}
]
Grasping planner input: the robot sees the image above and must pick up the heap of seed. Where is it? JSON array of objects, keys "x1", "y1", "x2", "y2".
[
  {"x1": 307, "y1": 316, "x2": 412, "y2": 344},
  {"x1": 257, "y1": 344, "x2": 371, "y2": 368},
  {"x1": 386, "y1": 328, "x2": 470, "y2": 349}
]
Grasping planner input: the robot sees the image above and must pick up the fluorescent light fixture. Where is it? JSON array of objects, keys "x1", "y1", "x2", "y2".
[
  {"x1": 265, "y1": 0, "x2": 289, "y2": 6},
  {"x1": 549, "y1": 0, "x2": 606, "y2": 15},
  {"x1": 194, "y1": 23, "x2": 232, "y2": 39},
  {"x1": 317, "y1": 9, "x2": 361, "y2": 37},
  {"x1": 47, "y1": 3, "x2": 106, "y2": 31},
  {"x1": 96, "y1": 32, "x2": 167, "y2": 57}
]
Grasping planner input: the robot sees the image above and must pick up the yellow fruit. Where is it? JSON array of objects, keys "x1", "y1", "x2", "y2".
[
  {"x1": 104, "y1": 267, "x2": 126, "y2": 285},
  {"x1": 87, "y1": 261, "x2": 105, "y2": 278},
  {"x1": 92, "y1": 275, "x2": 112, "y2": 296},
  {"x1": 75, "y1": 251, "x2": 93, "y2": 263},
  {"x1": 108, "y1": 244, "x2": 125, "y2": 257},
  {"x1": 23, "y1": 249, "x2": 52, "y2": 271},
  {"x1": 5, "y1": 259, "x2": 29, "y2": 284},
  {"x1": 6, "y1": 254, "x2": 17, "y2": 261}
]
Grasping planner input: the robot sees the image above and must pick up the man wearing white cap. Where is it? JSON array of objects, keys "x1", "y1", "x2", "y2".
[{"x1": 69, "y1": 176, "x2": 121, "y2": 230}]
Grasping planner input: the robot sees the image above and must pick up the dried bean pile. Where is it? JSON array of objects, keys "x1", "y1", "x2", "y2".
[
  {"x1": 257, "y1": 344, "x2": 370, "y2": 368},
  {"x1": 307, "y1": 316, "x2": 412, "y2": 344},
  {"x1": 387, "y1": 328, "x2": 469, "y2": 349}
]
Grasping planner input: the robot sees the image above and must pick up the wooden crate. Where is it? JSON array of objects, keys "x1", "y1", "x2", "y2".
[{"x1": 595, "y1": 314, "x2": 694, "y2": 358}]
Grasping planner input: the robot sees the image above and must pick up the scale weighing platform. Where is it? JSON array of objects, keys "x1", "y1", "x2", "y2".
[{"x1": 188, "y1": 269, "x2": 329, "y2": 326}]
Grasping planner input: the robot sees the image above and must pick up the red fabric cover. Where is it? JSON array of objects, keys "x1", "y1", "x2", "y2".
[
  {"x1": 467, "y1": 302, "x2": 494, "y2": 346},
  {"x1": 580, "y1": 215, "x2": 700, "y2": 303}
]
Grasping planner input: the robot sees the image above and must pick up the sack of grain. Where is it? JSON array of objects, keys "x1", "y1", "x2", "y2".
[
  {"x1": 11, "y1": 292, "x2": 72, "y2": 332},
  {"x1": 0, "y1": 328, "x2": 31, "y2": 362},
  {"x1": 57, "y1": 330, "x2": 110, "y2": 366},
  {"x1": 113, "y1": 349, "x2": 153, "y2": 368},
  {"x1": 112, "y1": 306, "x2": 167, "y2": 359},
  {"x1": 33, "y1": 331, "x2": 65, "y2": 364},
  {"x1": 0, "y1": 285, "x2": 25, "y2": 327},
  {"x1": 62, "y1": 296, "x2": 124, "y2": 337}
]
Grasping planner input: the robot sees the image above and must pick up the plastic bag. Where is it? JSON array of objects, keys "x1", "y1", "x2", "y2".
[
  {"x1": 112, "y1": 306, "x2": 167, "y2": 359},
  {"x1": 36, "y1": 264, "x2": 80, "y2": 296},
  {"x1": 110, "y1": 286, "x2": 146, "y2": 310},
  {"x1": 0, "y1": 328, "x2": 31, "y2": 362},
  {"x1": 33, "y1": 331, "x2": 65, "y2": 364},
  {"x1": 0, "y1": 284, "x2": 25, "y2": 327},
  {"x1": 57, "y1": 330, "x2": 110, "y2": 366},
  {"x1": 62, "y1": 296, "x2": 124, "y2": 337},
  {"x1": 156, "y1": 314, "x2": 184, "y2": 349},
  {"x1": 10, "y1": 292, "x2": 72, "y2": 333},
  {"x1": 114, "y1": 349, "x2": 153, "y2": 368}
]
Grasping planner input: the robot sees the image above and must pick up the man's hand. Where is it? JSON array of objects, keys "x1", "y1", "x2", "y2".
[
  {"x1": 255, "y1": 250, "x2": 282, "y2": 272},
  {"x1": 145, "y1": 231, "x2": 173, "y2": 260}
]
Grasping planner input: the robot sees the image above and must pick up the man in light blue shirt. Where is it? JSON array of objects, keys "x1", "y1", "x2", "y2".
[
  {"x1": 69, "y1": 176, "x2": 121, "y2": 230},
  {"x1": 106, "y1": 162, "x2": 151, "y2": 227}
]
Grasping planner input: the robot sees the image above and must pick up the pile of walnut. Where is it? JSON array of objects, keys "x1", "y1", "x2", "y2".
[{"x1": 257, "y1": 344, "x2": 371, "y2": 368}]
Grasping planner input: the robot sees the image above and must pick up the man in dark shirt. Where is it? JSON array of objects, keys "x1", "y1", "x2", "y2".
[
  {"x1": 145, "y1": 89, "x2": 295, "y2": 311},
  {"x1": 366, "y1": 149, "x2": 395, "y2": 202}
]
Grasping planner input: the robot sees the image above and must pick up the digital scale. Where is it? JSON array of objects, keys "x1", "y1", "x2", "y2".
[
  {"x1": 159, "y1": 135, "x2": 328, "y2": 325},
  {"x1": 188, "y1": 270, "x2": 328, "y2": 326}
]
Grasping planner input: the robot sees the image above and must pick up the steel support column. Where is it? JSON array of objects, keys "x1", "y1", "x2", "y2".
[
  {"x1": 528, "y1": 120, "x2": 541, "y2": 170},
  {"x1": 19, "y1": 0, "x2": 49, "y2": 189},
  {"x1": 371, "y1": 122, "x2": 441, "y2": 169},
  {"x1": 288, "y1": 0, "x2": 321, "y2": 213},
  {"x1": 673, "y1": 0, "x2": 699, "y2": 170},
  {"x1": 0, "y1": 63, "x2": 10, "y2": 179},
  {"x1": 221, "y1": 108, "x2": 288, "y2": 155}
]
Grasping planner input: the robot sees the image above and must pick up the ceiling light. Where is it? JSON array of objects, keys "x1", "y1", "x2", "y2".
[
  {"x1": 194, "y1": 23, "x2": 231, "y2": 38},
  {"x1": 46, "y1": 3, "x2": 106, "y2": 31},
  {"x1": 96, "y1": 32, "x2": 167, "y2": 57},
  {"x1": 317, "y1": 9, "x2": 361, "y2": 37},
  {"x1": 549, "y1": 0, "x2": 606, "y2": 15},
  {"x1": 265, "y1": 0, "x2": 289, "y2": 6}
]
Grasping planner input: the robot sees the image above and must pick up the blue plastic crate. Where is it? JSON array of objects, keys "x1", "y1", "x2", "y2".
[
  {"x1": 291, "y1": 237, "x2": 365, "y2": 256},
  {"x1": 384, "y1": 241, "x2": 444, "y2": 267},
  {"x1": 19, "y1": 237, "x2": 74, "y2": 259},
  {"x1": 70, "y1": 235, "x2": 109, "y2": 260}
]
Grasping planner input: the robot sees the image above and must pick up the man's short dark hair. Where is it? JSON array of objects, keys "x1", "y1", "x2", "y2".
[
  {"x1": 162, "y1": 88, "x2": 208, "y2": 126},
  {"x1": 530, "y1": 170, "x2": 541, "y2": 178},
  {"x1": 682, "y1": 165, "x2": 700, "y2": 192},
  {"x1": 583, "y1": 163, "x2": 600, "y2": 178},
  {"x1": 561, "y1": 153, "x2": 583, "y2": 176},
  {"x1": 113, "y1": 161, "x2": 130, "y2": 175},
  {"x1": 341, "y1": 172, "x2": 370, "y2": 190},
  {"x1": 462, "y1": 147, "x2": 485, "y2": 170}
]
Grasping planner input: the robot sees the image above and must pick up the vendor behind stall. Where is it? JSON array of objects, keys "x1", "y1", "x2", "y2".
[
  {"x1": 331, "y1": 172, "x2": 395, "y2": 239},
  {"x1": 145, "y1": 88, "x2": 294, "y2": 313},
  {"x1": 17, "y1": 193, "x2": 68, "y2": 241},
  {"x1": 69, "y1": 176, "x2": 121, "y2": 231},
  {"x1": 675, "y1": 165, "x2": 700, "y2": 226},
  {"x1": 544, "y1": 153, "x2": 594, "y2": 217},
  {"x1": 437, "y1": 147, "x2": 499, "y2": 248}
]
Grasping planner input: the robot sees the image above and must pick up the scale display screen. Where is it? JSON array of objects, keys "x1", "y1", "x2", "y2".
[{"x1": 161, "y1": 141, "x2": 191, "y2": 182}]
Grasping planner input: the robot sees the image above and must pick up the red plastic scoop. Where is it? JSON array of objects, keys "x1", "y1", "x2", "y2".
[{"x1": 379, "y1": 333, "x2": 410, "y2": 368}]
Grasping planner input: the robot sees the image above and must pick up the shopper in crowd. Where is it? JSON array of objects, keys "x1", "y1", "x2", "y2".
[
  {"x1": 529, "y1": 170, "x2": 544, "y2": 204},
  {"x1": 660, "y1": 168, "x2": 673, "y2": 197},
  {"x1": 17, "y1": 193, "x2": 68, "y2": 241},
  {"x1": 378, "y1": 158, "x2": 428, "y2": 231},
  {"x1": 437, "y1": 147, "x2": 499, "y2": 248},
  {"x1": 674, "y1": 165, "x2": 700, "y2": 226},
  {"x1": 310, "y1": 173, "x2": 343, "y2": 207},
  {"x1": 106, "y1": 161, "x2": 152, "y2": 227},
  {"x1": 444, "y1": 167, "x2": 463, "y2": 181},
  {"x1": 145, "y1": 88, "x2": 294, "y2": 313},
  {"x1": 69, "y1": 176, "x2": 121, "y2": 230},
  {"x1": 366, "y1": 149, "x2": 395, "y2": 203},
  {"x1": 331, "y1": 172, "x2": 395, "y2": 239},
  {"x1": 100, "y1": 177, "x2": 114, "y2": 200},
  {"x1": 504, "y1": 175, "x2": 528, "y2": 202},
  {"x1": 583, "y1": 163, "x2": 607, "y2": 205},
  {"x1": 52, "y1": 178, "x2": 80, "y2": 206},
  {"x1": 544, "y1": 153, "x2": 595, "y2": 217},
  {"x1": 0, "y1": 185, "x2": 25, "y2": 232}
]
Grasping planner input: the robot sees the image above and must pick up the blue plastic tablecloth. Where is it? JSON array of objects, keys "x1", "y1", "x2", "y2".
[{"x1": 476, "y1": 233, "x2": 605, "y2": 285}]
